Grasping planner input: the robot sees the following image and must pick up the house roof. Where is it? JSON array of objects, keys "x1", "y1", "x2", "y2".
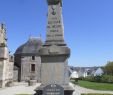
[{"x1": 14, "y1": 37, "x2": 42, "y2": 55}]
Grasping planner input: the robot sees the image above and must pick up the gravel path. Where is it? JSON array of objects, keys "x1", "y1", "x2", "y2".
[{"x1": 0, "y1": 82, "x2": 113, "y2": 95}]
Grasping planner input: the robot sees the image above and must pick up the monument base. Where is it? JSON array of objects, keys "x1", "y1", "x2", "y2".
[{"x1": 34, "y1": 84, "x2": 74, "y2": 95}]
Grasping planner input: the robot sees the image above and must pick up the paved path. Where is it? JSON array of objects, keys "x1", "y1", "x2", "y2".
[
  {"x1": 0, "y1": 82, "x2": 40, "y2": 95},
  {"x1": 0, "y1": 82, "x2": 113, "y2": 95}
]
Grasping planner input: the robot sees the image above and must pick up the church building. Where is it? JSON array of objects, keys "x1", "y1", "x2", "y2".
[{"x1": 0, "y1": 23, "x2": 14, "y2": 88}]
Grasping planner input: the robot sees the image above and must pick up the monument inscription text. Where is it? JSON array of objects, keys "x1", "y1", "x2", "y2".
[{"x1": 43, "y1": 84, "x2": 64, "y2": 95}]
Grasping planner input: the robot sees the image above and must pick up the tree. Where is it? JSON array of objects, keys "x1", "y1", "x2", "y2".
[{"x1": 104, "y1": 61, "x2": 113, "y2": 75}]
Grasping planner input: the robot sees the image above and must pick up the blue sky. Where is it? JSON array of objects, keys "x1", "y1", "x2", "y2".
[{"x1": 0, "y1": 0, "x2": 113, "y2": 67}]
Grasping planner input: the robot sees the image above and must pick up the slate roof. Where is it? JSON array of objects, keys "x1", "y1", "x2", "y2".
[
  {"x1": 15, "y1": 37, "x2": 42, "y2": 55},
  {"x1": 69, "y1": 66, "x2": 100, "y2": 76}
]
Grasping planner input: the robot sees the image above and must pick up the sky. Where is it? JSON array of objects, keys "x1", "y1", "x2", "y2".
[{"x1": 0, "y1": 0, "x2": 113, "y2": 67}]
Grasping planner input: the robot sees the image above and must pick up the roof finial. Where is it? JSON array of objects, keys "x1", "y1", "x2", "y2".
[
  {"x1": 1, "y1": 23, "x2": 5, "y2": 30},
  {"x1": 39, "y1": 33, "x2": 42, "y2": 38},
  {"x1": 29, "y1": 34, "x2": 32, "y2": 40}
]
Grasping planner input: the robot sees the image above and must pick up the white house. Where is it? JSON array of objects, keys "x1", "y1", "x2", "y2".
[
  {"x1": 93, "y1": 68, "x2": 104, "y2": 76},
  {"x1": 69, "y1": 66, "x2": 104, "y2": 78},
  {"x1": 70, "y1": 71, "x2": 79, "y2": 79}
]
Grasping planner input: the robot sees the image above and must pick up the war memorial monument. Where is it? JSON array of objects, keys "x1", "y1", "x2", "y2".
[{"x1": 34, "y1": 0, "x2": 74, "y2": 95}]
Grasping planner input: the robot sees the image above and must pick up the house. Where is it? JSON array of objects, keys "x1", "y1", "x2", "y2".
[
  {"x1": 93, "y1": 68, "x2": 104, "y2": 76},
  {"x1": 14, "y1": 37, "x2": 42, "y2": 82},
  {"x1": 69, "y1": 66, "x2": 104, "y2": 78},
  {"x1": 70, "y1": 71, "x2": 79, "y2": 79}
]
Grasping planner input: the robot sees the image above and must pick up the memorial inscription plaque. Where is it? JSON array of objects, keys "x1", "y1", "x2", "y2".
[{"x1": 43, "y1": 84, "x2": 64, "y2": 95}]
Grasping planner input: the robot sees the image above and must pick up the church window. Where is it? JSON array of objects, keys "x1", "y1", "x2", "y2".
[{"x1": 31, "y1": 64, "x2": 35, "y2": 72}]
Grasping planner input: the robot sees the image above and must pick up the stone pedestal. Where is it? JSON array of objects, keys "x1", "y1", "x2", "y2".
[
  {"x1": 6, "y1": 81, "x2": 13, "y2": 87},
  {"x1": 34, "y1": 45, "x2": 74, "y2": 95},
  {"x1": 28, "y1": 80, "x2": 37, "y2": 86}
]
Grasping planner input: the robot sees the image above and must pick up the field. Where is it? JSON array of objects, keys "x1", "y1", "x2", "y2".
[
  {"x1": 78, "y1": 80, "x2": 113, "y2": 91},
  {"x1": 81, "y1": 93, "x2": 112, "y2": 95}
]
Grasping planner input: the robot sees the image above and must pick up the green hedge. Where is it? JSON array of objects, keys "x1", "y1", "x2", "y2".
[
  {"x1": 83, "y1": 75, "x2": 113, "y2": 83},
  {"x1": 101, "y1": 75, "x2": 113, "y2": 83}
]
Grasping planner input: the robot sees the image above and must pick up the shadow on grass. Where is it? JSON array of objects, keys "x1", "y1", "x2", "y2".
[
  {"x1": 77, "y1": 80, "x2": 113, "y2": 91},
  {"x1": 81, "y1": 93, "x2": 113, "y2": 95}
]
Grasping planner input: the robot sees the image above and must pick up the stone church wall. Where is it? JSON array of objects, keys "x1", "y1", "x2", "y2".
[{"x1": 13, "y1": 69, "x2": 18, "y2": 81}]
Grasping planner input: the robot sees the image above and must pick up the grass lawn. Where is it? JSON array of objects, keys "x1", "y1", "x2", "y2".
[
  {"x1": 81, "y1": 94, "x2": 112, "y2": 95},
  {"x1": 15, "y1": 94, "x2": 31, "y2": 95},
  {"x1": 78, "y1": 80, "x2": 113, "y2": 91}
]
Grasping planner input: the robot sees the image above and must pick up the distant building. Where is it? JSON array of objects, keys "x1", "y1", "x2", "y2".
[
  {"x1": 14, "y1": 37, "x2": 42, "y2": 82},
  {"x1": 70, "y1": 71, "x2": 78, "y2": 79},
  {"x1": 93, "y1": 68, "x2": 104, "y2": 76},
  {"x1": 74, "y1": 67, "x2": 93, "y2": 78},
  {"x1": 69, "y1": 66, "x2": 104, "y2": 78}
]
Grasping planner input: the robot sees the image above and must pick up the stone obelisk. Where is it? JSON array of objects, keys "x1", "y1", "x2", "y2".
[
  {"x1": 35, "y1": 0, "x2": 74, "y2": 95},
  {"x1": 45, "y1": 0, "x2": 65, "y2": 46}
]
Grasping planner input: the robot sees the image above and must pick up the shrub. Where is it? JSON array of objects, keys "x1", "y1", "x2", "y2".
[
  {"x1": 82, "y1": 75, "x2": 113, "y2": 83},
  {"x1": 83, "y1": 76, "x2": 95, "y2": 82},
  {"x1": 93, "y1": 75, "x2": 102, "y2": 82},
  {"x1": 78, "y1": 77, "x2": 85, "y2": 80},
  {"x1": 101, "y1": 75, "x2": 113, "y2": 83}
]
